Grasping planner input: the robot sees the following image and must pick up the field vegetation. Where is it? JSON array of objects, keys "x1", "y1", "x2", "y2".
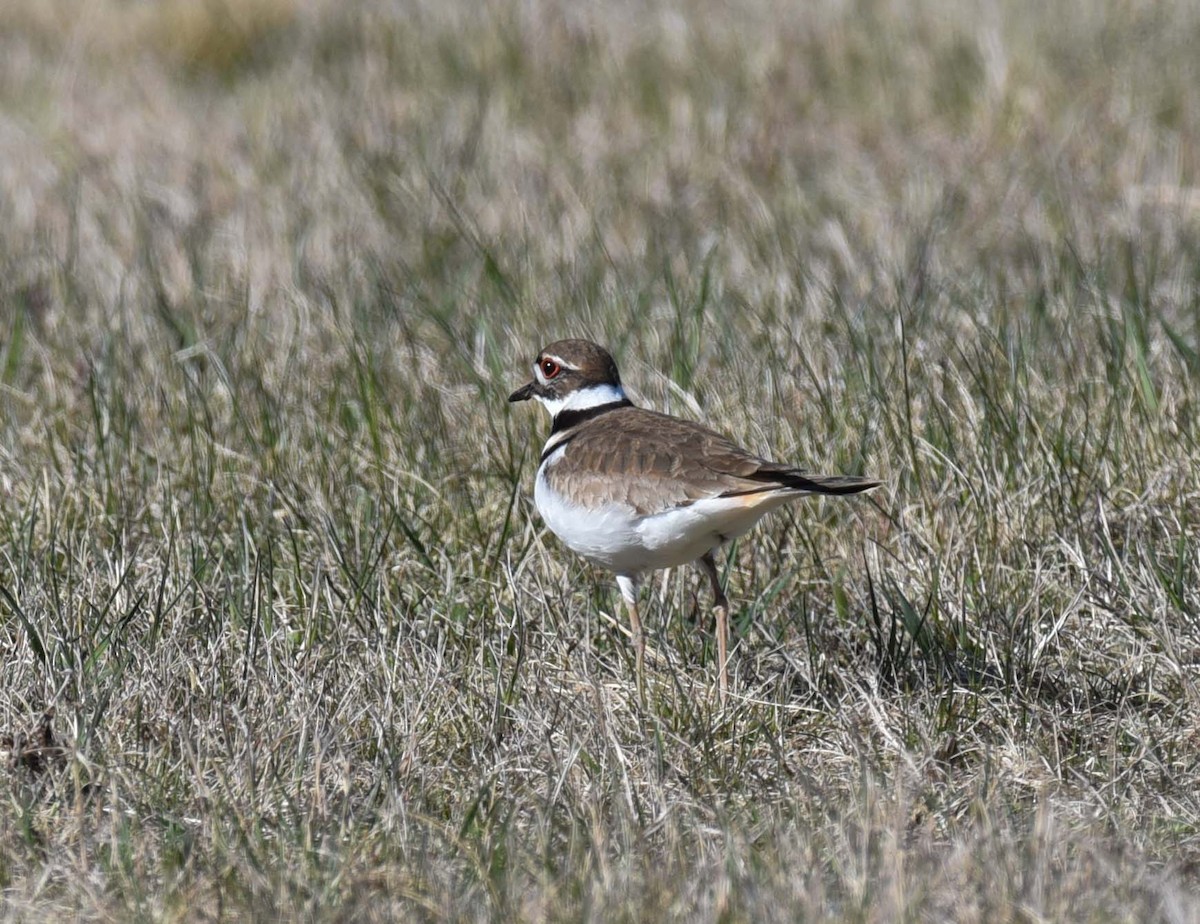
[{"x1": 2, "y1": 0, "x2": 1200, "y2": 919}]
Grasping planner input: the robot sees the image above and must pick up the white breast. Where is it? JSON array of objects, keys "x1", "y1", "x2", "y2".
[
  {"x1": 533, "y1": 449, "x2": 793, "y2": 575},
  {"x1": 534, "y1": 461, "x2": 647, "y2": 573}
]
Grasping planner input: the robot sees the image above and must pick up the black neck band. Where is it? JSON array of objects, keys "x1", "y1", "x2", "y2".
[{"x1": 549, "y1": 399, "x2": 633, "y2": 437}]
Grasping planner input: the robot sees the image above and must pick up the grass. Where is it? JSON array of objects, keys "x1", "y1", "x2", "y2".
[{"x1": 2, "y1": 0, "x2": 1200, "y2": 919}]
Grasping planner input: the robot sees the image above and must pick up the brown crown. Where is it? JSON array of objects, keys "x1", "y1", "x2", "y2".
[{"x1": 538, "y1": 339, "x2": 622, "y2": 386}]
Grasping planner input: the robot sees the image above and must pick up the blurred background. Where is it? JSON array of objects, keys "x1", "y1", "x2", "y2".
[{"x1": 3, "y1": 0, "x2": 1197, "y2": 362}]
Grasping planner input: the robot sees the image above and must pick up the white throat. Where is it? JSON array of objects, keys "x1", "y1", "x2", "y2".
[{"x1": 537, "y1": 383, "x2": 627, "y2": 419}]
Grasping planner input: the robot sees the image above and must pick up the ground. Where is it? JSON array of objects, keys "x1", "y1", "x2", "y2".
[{"x1": 1, "y1": 0, "x2": 1199, "y2": 920}]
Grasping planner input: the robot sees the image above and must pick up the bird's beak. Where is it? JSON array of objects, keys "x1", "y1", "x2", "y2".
[{"x1": 508, "y1": 381, "x2": 535, "y2": 403}]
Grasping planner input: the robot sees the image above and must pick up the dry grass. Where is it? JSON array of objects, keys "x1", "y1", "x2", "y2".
[{"x1": 2, "y1": 0, "x2": 1200, "y2": 919}]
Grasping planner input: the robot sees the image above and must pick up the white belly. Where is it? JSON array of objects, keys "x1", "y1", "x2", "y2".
[{"x1": 534, "y1": 464, "x2": 789, "y2": 576}]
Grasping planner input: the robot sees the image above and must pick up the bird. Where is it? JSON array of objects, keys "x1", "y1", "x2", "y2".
[{"x1": 509, "y1": 338, "x2": 880, "y2": 702}]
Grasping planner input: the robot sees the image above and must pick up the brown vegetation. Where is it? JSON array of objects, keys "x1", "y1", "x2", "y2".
[{"x1": 1, "y1": 0, "x2": 1199, "y2": 918}]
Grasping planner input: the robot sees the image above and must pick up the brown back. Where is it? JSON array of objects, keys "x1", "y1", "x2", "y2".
[{"x1": 544, "y1": 406, "x2": 878, "y2": 515}]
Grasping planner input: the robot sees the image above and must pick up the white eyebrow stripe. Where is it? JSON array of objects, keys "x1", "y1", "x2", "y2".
[{"x1": 543, "y1": 353, "x2": 579, "y2": 370}]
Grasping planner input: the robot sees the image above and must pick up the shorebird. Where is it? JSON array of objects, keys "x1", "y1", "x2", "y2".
[{"x1": 510, "y1": 339, "x2": 879, "y2": 701}]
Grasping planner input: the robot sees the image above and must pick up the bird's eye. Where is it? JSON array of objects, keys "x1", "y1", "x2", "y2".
[{"x1": 540, "y1": 358, "x2": 561, "y2": 378}]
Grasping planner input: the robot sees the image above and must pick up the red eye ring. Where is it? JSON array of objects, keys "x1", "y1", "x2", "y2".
[{"x1": 540, "y1": 358, "x2": 561, "y2": 378}]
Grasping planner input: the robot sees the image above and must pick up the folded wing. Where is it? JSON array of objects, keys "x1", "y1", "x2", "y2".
[{"x1": 544, "y1": 407, "x2": 879, "y2": 516}]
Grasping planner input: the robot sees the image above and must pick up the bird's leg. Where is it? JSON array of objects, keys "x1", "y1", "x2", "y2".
[
  {"x1": 699, "y1": 552, "x2": 730, "y2": 705},
  {"x1": 615, "y1": 574, "x2": 644, "y2": 691}
]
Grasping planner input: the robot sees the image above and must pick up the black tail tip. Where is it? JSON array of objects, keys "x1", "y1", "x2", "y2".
[
  {"x1": 822, "y1": 476, "x2": 882, "y2": 495},
  {"x1": 787, "y1": 473, "x2": 883, "y2": 495}
]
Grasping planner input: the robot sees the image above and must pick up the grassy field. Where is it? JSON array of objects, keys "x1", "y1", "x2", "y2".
[{"x1": 2, "y1": 0, "x2": 1200, "y2": 919}]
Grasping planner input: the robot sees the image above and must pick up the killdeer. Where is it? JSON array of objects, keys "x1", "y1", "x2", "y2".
[{"x1": 510, "y1": 339, "x2": 880, "y2": 702}]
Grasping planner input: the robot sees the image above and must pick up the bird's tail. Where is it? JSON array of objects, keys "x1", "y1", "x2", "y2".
[
  {"x1": 774, "y1": 470, "x2": 881, "y2": 495},
  {"x1": 720, "y1": 466, "x2": 881, "y2": 498}
]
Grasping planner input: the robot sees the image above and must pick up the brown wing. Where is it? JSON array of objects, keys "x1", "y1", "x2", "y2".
[{"x1": 544, "y1": 407, "x2": 879, "y2": 515}]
